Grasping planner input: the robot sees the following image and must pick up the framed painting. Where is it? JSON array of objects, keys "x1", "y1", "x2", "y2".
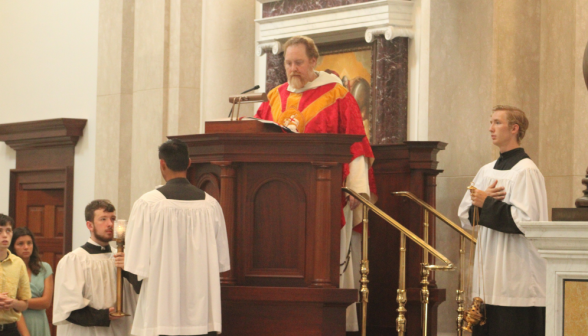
[{"x1": 317, "y1": 39, "x2": 374, "y2": 143}]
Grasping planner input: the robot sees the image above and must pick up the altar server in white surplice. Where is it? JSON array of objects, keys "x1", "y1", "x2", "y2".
[
  {"x1": 124, "y1": 139, "x2": 230, "y2": 336},
  {"x1": 458, "y1": 106, "x2": 548, "y2": 336},
  {"x1": 53, "y1": 200, "x2": 138, "y2": 336}
]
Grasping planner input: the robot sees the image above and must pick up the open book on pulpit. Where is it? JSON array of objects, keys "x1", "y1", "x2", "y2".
[
  {"x1": 205, "y1": 117, "x2": 295, "y2": 134},
  {"x1": 205, "y1": 91, "x2": 295, "y2": 134}
]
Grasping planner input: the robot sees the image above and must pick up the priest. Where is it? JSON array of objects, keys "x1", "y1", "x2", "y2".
[
  {"x1": 53, "y1": 200, "x2": 137, "y2": 336},
  {"x1": 458, "y1": 106, "x2": 547, "y2": 336},
  {"x1": 254, "y1": 35, "x2": 376, "y2": 331},
  {"x1": 124, "y1": 139, "x2": 230, "y2": 336}
]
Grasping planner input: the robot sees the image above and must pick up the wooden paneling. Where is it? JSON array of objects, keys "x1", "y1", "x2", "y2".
[{"x1": 1, "y1": 118, "x2": 85, "y2": 336}]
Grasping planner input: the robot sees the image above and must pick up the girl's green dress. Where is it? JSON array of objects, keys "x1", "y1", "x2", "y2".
[{"x1": 22, "y1": 262, "x2": 53, "y2": 336}]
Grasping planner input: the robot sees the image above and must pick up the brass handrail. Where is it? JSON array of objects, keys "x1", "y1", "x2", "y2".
[
  {"x1": 343, "y1": 188, "x2": 455, "y2": 267},
  {"x1": 392, "y1": 191, "x2": 475, "y2": 336},
  {"x1": 342, "y1": 188, "x2": 455, "y2": 336},
  {"x1": 393, "y1": 191, "x2": 477, "y2": 244}
]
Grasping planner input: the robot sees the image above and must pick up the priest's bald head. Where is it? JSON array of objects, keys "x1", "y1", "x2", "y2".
[
  {"x1": 283, "y1": 35, "x2": 320, "y2": 89},
  {"x1": 159, "y1": 139, "x2": 192, "y2": 181}
]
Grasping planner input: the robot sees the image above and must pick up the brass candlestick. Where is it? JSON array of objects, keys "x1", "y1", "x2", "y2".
[{"x1": 110, "y1": 219, "x2": 130, "y2": 317}]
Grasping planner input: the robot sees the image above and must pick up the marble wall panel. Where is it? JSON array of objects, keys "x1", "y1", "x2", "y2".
[
  {"x1": 95, "y1": 94, "x2": 121, "y2": 205},
  {"x1": 492, "y1": 0, "x2": 541, "y2": 162},
  {"x1": 372, "y1": 36, "x2": 408, "y2": 144},
  {"x1": 97, "y1": 0, "x2": 135, "y2": 220},
  {"x1": 573, "y1": 0, "x2": 588, "y2": 180},
  {"x1": 262, "y1": 0, "x2": 377, "y2": 18},
  {"x1": 178, "y1": 0, "x2": 201, "y2": 89},
  {"x1": 97, "y1": 0, "x2": 123, "y2": 96},
  {"x1": 167, "y1": 87, "x2": 180, "y2": 136},
  {"x1": 539, "y1": 0, "x2": 575, "y2": 178},
  {"x1": 265, "y1": 52, "x2": 287, "y2": 93},
  {"x1": 429, "y1": 0, "x2": 494, "y2": 179},
  {"x1": 133, "y1": 0, "x2": 166, "y2": 92},
  {"x1": 121, "y1": 0, "x2": 135, "y2": 94},
  {"x1": 178, "y1": 88, "x2": 200, "y2": 135},
  {"x1": 117, "y1": 93, "x2": 133, "y2": 219},
  {"x1": 200, "y1": 0, "x2": 256, "y2": 124},
  {"x1": 545, "y1": 176, "x2": 574, "y2": 216},
  {"x1": 131, "y1": 89, "x2": 165, "y2": 202}
]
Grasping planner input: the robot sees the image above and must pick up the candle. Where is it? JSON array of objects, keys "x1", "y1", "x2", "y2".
[{"x1": 115, "y1": 219, "x2": 127, "y2": 240}]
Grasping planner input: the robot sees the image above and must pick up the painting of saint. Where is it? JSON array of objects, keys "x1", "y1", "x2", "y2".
[{"x1": 316, "y1": 49, "x2": 373, "y2": 142}]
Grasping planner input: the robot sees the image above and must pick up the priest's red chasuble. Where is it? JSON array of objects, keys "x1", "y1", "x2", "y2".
[{"x1": 255, "y1": 82, "x2": 377, "y2": 230}]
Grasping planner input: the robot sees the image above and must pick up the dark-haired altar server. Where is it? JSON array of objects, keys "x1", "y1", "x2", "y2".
[
  {"x1": 124, "y1": 139, "x2": 230, "y2": 336},
  {"x1": 53, "y1": 200, "x2": 137, "y2": 336},
  {"x1": 458, "y1": 106, "x2": 548, "y2": 336}
]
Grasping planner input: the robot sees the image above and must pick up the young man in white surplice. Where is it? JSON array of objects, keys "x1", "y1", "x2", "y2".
[
  {"x1": 124, "y1": 139, "x2": 230, "y2": 336},
  {"x1": 53, "y1": 200, "x2": 138, "y2": 336},
  {"x1": 458, "y1": 106, "x2": 548, "y2": 336}
]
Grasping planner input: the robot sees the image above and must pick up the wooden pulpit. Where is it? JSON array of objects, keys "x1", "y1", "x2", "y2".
[{"x1": 170, "y1": 121, "x2": 359, "y2": 335}]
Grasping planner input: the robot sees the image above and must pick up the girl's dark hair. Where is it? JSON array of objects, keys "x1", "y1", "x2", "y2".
[{"x1": 10, "y1": 227, "x2": 43, "y2": 275}]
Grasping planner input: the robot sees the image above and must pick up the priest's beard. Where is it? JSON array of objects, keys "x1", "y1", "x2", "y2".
[{"x1": 288, "y1": 75, "x2": 304, "y2": 90}]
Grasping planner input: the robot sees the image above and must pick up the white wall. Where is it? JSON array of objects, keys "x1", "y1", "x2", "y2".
[{"x1": 0, "y1": 0, "x2": 99, "y2": 248}]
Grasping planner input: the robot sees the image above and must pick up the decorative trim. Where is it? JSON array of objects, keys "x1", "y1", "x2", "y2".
[
  {"x1": 520, "y1": 221, "x2": 588, "y2": 336},
  {"x1": 255, "y1": 0, "x2": 413, "y2": 49},
  {"x1": 318, "y1": 38, "x2": 372, "y2": 56},
  {"x1": 0, "y1": 118, "x2": 87, "y2": 151},
  {"x1": 257, "y1": 40, "x2": 283, "y2": 56},
  {"x1": 365, "y1": 25, "x2": 414, "y2": 43}
]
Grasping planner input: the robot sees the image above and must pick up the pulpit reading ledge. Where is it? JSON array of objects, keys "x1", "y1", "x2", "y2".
[{"x1": 170, "y1": 121, "x2": 359, "y2": 336}]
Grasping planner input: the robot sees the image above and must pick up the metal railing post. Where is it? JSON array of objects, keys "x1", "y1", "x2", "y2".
[{"x1": 360, "y1": 204, "x2": 370, "y2": 336}]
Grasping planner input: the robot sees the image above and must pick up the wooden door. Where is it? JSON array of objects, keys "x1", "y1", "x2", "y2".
[
  {"x1": 15, "y1": 188, "x2": 64, "y2": 336},
  {"x1": 10, "y1": 168, "x2": 74, "y2": 336}
]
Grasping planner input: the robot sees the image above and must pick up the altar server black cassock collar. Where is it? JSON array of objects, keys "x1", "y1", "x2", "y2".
[
  {"x1": 157, "y1": 177, "x2": 205, "y2": 201},
  {"x1": 469, "y1": 147, "x2": 530, "y2": 234},
  {"x1": 81, "y1": 241, "x2": 112, "y2": 254}
]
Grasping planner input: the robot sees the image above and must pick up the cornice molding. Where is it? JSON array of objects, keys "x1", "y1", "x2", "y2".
[
  {"x1": 0, "y1": 118, "x2": 87, "y2": 151},
  {"x1": 520, "y1": 221, "x2": 588, "y2": 253},
  {"x1": 256, "y1": 0, "x2": 414, "y2": 53}
]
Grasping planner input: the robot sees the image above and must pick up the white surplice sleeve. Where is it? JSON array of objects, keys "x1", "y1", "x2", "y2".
[
  {"x1": 125, "y1": 198, "x2": 153, "y2": 280},
  {"x1": 508, "y1": 167, "x2": 549, "y2": 233},
  {"x1": 53, "y1": 254, "x2": 88, "y2": 324},
  {"x1": 212, "y1": 200, "x2": 231, "y2": 273}
]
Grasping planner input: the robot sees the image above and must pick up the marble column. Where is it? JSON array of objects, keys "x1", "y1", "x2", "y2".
[
  {"x1": 96, "y1": 0, "x2": 204, "y2": 217},
  {"x1": 95, "y1": 0, "x2": 135, "y2": 218}
]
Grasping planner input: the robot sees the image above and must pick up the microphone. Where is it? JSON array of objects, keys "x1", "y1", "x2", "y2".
[
  {"x1": 228, "y1": 85, "x2": 260, "y2": 118},
  {"x1": 240, "y1": 85, "x2": 260, "y2": 94}
]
